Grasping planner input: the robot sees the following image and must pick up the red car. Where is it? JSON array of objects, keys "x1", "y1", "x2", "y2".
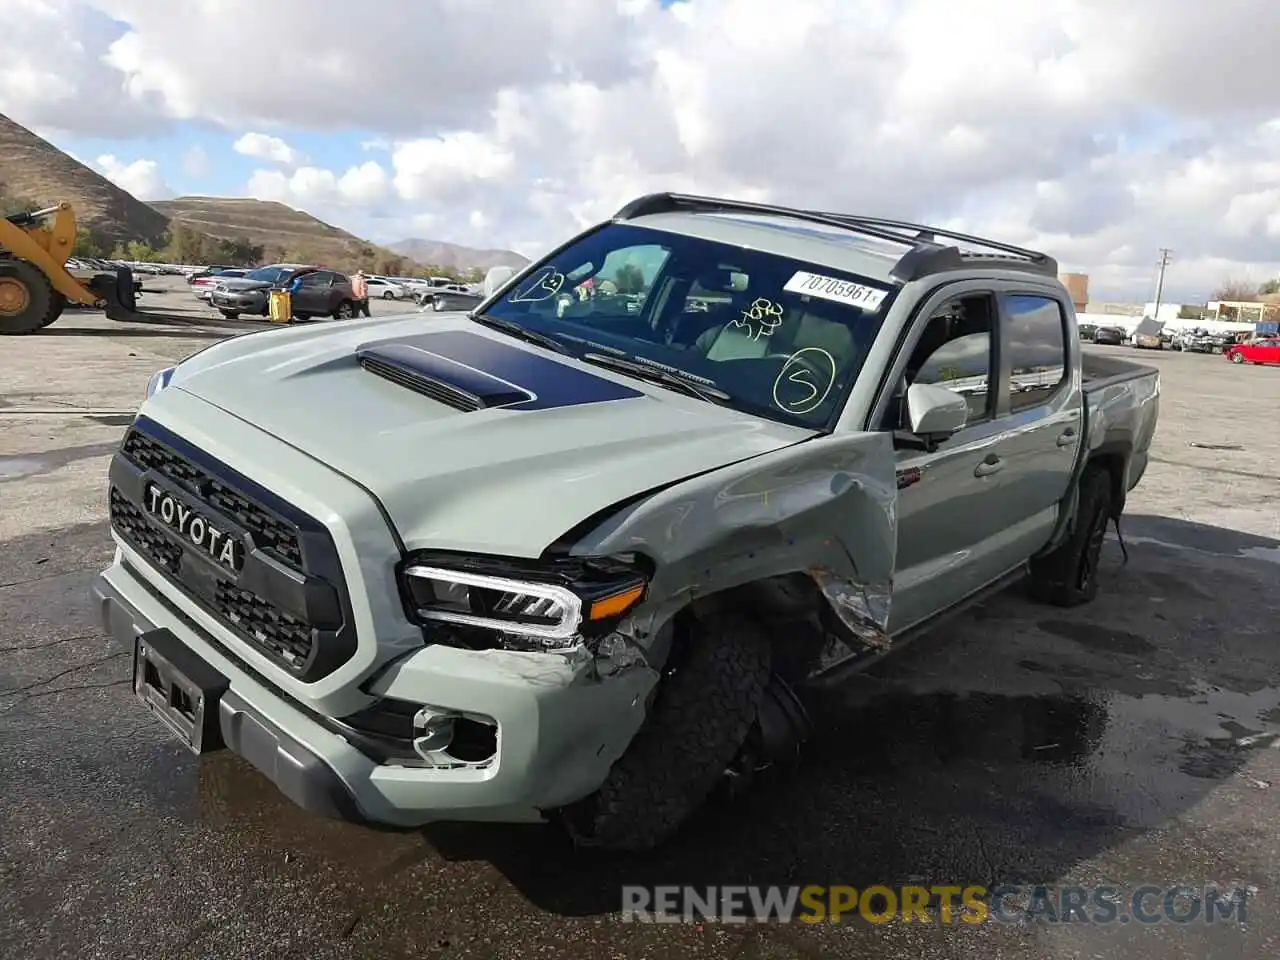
[{"x1": 1225, "y1": 337, "x2": 1280, "y2": 365}]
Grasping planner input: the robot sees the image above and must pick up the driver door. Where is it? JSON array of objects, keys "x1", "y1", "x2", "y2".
[
  {"x1": 882, "y1": 285, "x2": 1016, "y2": 633},
  {"x1": 292, "y1": 271, "x2": 332, "y2": 315}
]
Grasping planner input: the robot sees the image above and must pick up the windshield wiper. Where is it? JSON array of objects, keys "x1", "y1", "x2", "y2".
[
  {"x1": 469, "y1": 314, "x2": 570, "y2": 354},
  {"x1": 580, "y1": 352, "x2": 733, "y2": 404}
]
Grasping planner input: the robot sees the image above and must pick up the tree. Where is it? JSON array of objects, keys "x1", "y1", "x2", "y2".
[
  {"x1": 74, "y1": 227, "x2": 109, "y2": 258},
  {"x1": 123, "y1": 240, "x2": 159, "y2": 262},
  {"x1": 1212, "y1": 279, "x2": 1259, "y2": 302},
  {"x1": 0, "y1": 194, "x2": 35, "y2": 217},
  {"x1": 1258, "y1": 278, "x2": 1280, "y2": 296},
  {"x1": 614, "y1": 263, "x2": 646, "y2": 295}
]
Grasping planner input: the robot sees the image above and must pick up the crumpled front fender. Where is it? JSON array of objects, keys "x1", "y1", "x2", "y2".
[{"x1": 566, "y1": 431, "x2": 899, "y2": 664}]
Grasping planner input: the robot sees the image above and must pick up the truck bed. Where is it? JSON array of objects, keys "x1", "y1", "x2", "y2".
[
  {"x1": 1079, "y1": 349, "x2": 1160, "y2": 499},
  {"x1": 1081, "y1": 351, "x2": 1158, "y2": 390}
]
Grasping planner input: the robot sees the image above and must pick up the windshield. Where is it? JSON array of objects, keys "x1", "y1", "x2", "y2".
[
  {"x1": 243, "y1": 266, "x2": 293, "y2": 284},
  {"x1": 477, "y1": 222, "x2": 896, "y2": 429}
]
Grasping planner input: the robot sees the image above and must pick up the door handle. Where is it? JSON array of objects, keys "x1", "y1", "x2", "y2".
[
  {"x1": 974, "y1": 455, "x2": 1003, "y2": 478},
  {"x1": 1056, "y1": 427, "x2": 1077, "y2": 447}
]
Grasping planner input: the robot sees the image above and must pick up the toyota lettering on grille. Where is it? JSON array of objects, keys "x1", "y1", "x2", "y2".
[{"x1": 143, "y1": 483, "x2": 244, "y2": 572}]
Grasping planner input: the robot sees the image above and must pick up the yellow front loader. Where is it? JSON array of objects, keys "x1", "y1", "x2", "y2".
[{"x1": 0, "y1": 202, "x2": 173, "y2": 335}]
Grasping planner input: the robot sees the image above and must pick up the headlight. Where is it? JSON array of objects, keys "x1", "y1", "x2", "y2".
[
  {"x1": 145, "y1": 366, "x2": 175, "y2": 398},
  {"x1": 401, "y1": 556, "x2": 648, "y2": 651}
]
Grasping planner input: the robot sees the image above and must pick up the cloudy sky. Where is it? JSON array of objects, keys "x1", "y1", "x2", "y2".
[{"x1": 2, "y1": 0, "x2": 1279, "y2": 301}]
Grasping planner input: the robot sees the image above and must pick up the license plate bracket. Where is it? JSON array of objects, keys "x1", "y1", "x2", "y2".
[{"x1": 133, "y1": 628, "x2": 229, "y2": 755}]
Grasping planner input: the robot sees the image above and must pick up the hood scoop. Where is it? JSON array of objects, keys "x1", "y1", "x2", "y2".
[{"x1": 356, "y1": 342, "x2": 533, "y2": 412}]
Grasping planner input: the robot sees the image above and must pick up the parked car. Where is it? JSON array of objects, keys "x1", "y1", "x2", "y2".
[
  {"x1": 1079, "y1": 322, "x2": 1097, "y2": 342},
  {"x1": 1225, "y1": 337, "x2": 1280, "y2": 365},
  {"x1": 209, "y1": 264, "x2": 356, "y2": 320},
  {"x1": 96, "y1": 192, "x2": 1159, "y2": 854},
  {"x1": 1130, "y1": 317, "x2": 1164, "y2": 350},
  {"x1": 193, "y1": 269, "x2": 247, "y2": 301},
  {"x1": 187, "y1": 265, "x2": 238, "y2": 284},
  {"x1": 416, "y1": 283, "x2": 484, "y2": 312},
  {"x1": 365, "y1": 276, "x2": 407, "y2": 300},
  {"x1": 1093, "y1": 325, "x2": 1126, "y2": 345}
]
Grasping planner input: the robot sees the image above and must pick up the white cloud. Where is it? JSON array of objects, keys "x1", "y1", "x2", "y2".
[
  {"x1": 246, "y1": 160, "x2": 390, "y2": 209},
  {"x1": 232, "y1": 131, "x2": 304, "y2": 166},
  {"x1": 95, "y1": 153, "x2": 171, "y2": 199},
  {"x1": 4, "y1": 0, "x2": 1280, "y2": 298}
]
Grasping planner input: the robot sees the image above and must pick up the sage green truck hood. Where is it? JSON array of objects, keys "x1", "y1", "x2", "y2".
[{"x1": 161, "y1": 314, "x2": 814, "y2": 558}]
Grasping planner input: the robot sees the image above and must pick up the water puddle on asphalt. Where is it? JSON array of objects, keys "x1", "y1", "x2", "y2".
[{"x1": 0, "y1": 456, "x2": 49, "y2": 480}]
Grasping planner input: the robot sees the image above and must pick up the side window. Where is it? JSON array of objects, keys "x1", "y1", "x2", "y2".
[
  {"x1": 297, "y1": 272, "x2": 327, "y2": 287},
  {"x1": 581, "y1": 244, "x2": 669, "y2": 298},
  {"x1": 905, "y1": 294, "x2": 997, "y2": 425},
  {"x1": 1004, "y1": 295, "x2": 1068, "y2": 413}
]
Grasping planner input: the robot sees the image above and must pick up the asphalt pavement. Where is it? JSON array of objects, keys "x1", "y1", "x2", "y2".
[{"x1": 2, "y1": 292, "x2": 1279, "y2": 959}]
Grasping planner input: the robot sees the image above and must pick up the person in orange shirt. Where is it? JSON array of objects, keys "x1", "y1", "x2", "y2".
[{"x1": 350, "y1": 270, "x2": 371, "y2": 317}]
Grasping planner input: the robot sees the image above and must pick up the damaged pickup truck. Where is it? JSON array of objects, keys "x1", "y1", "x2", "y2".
[{"x1": 92, "y1": 193, "x2": 1160, "y2": 851}]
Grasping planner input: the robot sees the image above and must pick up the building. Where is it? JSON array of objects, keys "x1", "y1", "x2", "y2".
[
  {"x1": 1059, "y1": 273, "x2": 1088, "y2": 313},
  {"x1": 1204, "y1": 300, "x2": 1280, "y2": 324}
]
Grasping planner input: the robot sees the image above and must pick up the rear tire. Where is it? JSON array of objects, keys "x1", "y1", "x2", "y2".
[
  {"x1": 334, "y1": 300, "x2": 354, "y2": 319},
  {"x1": 560, "y1": 614, "x2": 772, "y2": 852},
  {"x1": 0, "y1": 259, "x2": 60, "y2": 335},
  {"x1": 219, "y1": 310, "x2": 240, "y2": 319},
  {"x1": 1028, "y1": 466, "x2": 1112, "y2": 607},
  {"x1": 382, "y1": 290, "x2": 395, "y2": 300}
]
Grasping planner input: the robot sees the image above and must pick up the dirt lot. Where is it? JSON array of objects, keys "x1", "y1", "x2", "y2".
[{"x1": 2, "y1": 290, "x2": 1279, "y2": 959}]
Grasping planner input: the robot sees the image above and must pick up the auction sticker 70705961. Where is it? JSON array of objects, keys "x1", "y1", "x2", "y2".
[{"x1": 783, "y1": 271, "x2": 889, "y2": 311}]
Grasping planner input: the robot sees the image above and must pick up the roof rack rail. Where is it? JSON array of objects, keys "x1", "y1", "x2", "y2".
[
  {"x1": 613, "y1": 192, "x2": 1059, "y2": 283},
  {"x1": 613, "y1": 193, "x2": 932, "y2": 251},
  {"x1": 806, "y1": 212, "x2": 1059, "y2": 279}
]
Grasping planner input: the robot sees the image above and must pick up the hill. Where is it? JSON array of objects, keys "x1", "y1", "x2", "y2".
[
  {"x1": 151, "y1": 196, "x2": 363, "y2": 253},
  {"x1": 388, "y1": 238, "x2": 529, "y2": 273},
  {"x1": 150, "y1": 196, "x2": 412, "y2": 270},
  {"x1": 0, "y1": 112, "x2": 170, "y2": 245}
]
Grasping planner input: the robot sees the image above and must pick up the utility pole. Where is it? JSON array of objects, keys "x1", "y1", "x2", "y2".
[{"x1": 1153, "y1": 248, "x2": 1172, "y2": 319}]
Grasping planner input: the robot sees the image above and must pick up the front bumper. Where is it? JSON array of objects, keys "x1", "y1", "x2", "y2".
[
  {"x1": 210, "y1": 292, "x2": 268, "y2": 313},
  {"x1": 93, "y1": 553, "x2": 657, "y2": 827}
]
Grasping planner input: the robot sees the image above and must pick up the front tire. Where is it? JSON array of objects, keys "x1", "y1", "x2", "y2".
[
  {"x1": 334, "y1": 300, "x2": 354, "y2": 319},
  {"x1": 382, "y1": 290, "x2": 395, "y2": 300},
  {"x1": 432, "y1": 296, "x2": 445, "y2": 311},
  {"x1": 561, "y1": 614, "x2": 772, "y2": 852},
  {"x1": 219, "y1": 310, "x2": 240, "y2": 319},
  {"x1": 1231, "y1": 352, "x2": 1244, "y2": 363},
  {"x1": 0, "y1": 259, "x2": 61, "y2": 335},
  {"x1": 1028, "y1": 466, "x2": 1112, "y2": 607}
]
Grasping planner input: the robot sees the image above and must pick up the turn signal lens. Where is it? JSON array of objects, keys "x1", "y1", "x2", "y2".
[{"x1": 588, "y1": 582, "x2": 646, "y2": 621}]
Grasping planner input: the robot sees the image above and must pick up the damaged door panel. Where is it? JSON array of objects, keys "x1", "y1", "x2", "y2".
[{"x1": 565, "y1": 430, "x2": 899, "y2": 670}]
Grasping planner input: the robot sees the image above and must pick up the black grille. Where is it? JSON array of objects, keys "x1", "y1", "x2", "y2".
[
  {"x1": 109, "y1": 489, "x2": 181, "y2": 575},
  {"x1": 214, "y1": 581, "x2": 313, "y2": 669},
  {"x1": 110, "y1": 420, "x2": 358, "y2": 682},
  {"x1": 121, "y1": 430, "x2": 303, "y2": 567}
]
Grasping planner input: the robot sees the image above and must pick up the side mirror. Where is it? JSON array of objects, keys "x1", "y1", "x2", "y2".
[{"x1": 906, "y1": 382, "x2": 968, "y2": 440}]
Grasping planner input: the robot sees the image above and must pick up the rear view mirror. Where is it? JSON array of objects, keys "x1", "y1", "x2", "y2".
[{"x1": 906, "y1": 382, "x2": 968, "y2": 439}]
